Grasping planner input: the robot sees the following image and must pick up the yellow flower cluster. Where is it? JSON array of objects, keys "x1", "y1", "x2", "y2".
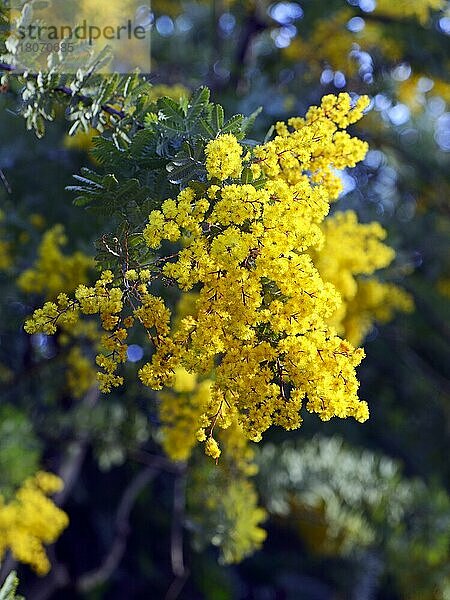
[
  {"x1": 186, "y1": 418, "x2": 266, "y2": 563},
  {"x1": 24, "y1": 270, "x2": 124, "y2": 393},
  {"x1": 0, "y1": 220, "x2": 100, "y2": 398},
  {"x1": 25, "y1": 94, "x2": 399, "y2": 460},
  {"x1": 205, "y1": 133, "x2": 244, "y2": 180},
  {"x1": 138, "y1": 95, "x2": 372, "y2": 452},
  {"x1": 255, "y1": 93, "x2": 370, "y2": 199},
  {"x1": 66, "y1": 346, "x2": 98, "y2": 398},
  {"x1": 158, "y1": 367, "x2": 213, "y2": 462},
  {"x1": 343, "y1": 280, "x2": 414, "y2": 345},
  {"x1": 216, "y1": 478, "x2": 267, "y2": 563},
  {"x1": 17, "y1": 225, "x2": 94, "y2": 298},
  {"x1": 187, "y1": 464, "x2": 267, "y2": 564},
  {"x1": 313, "y1": 211, "x2": 413, "y2": 345},
  {"x1": 16, "y1": 226, "x2": 101, "y2": 398},
  {"x1": 316, "y1": 211, "x2": 395, "y2": 296},
  {"x1": 0, "y1": 472, "x2": 68, "y2": 575}
]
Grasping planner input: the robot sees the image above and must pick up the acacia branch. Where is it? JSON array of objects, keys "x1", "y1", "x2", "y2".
[
  {"x1": 0, "y1": 62, "x2": 144, "y2": 127},
  {"x1": 53, "y1": 84, "x2": 127, "y2": 120}
]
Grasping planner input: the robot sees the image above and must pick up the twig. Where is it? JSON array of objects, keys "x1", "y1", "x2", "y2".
[
  {"x1": 76, "y1": 464, "x2": 158, "y2": 592},
  {"x1": 54, "y1": 84, "x2": 127, "y2": 120},
  {"x1": 0, "y1": 62, "x2": 144, "y2": 127},
  {"x1": 131, "y1": 448, "x2": 184, "y2": 474},
  {"x1": 0, "y1": 168, "x2": 11, "y2": 193},
  {"x1": 170, "y1": 471, "x2": 186, "y2": 577},
  {"x1": 165, "y1": 570, "x2": 190, "y2": 600},
  {"x1": 165, "y1": 467, "x2": 189, "y2": 600},
  {"x1": 230, "y1": 5, "x2": 268, "y2": 91},
  {"x1": 54, "y1": 386, "x2": 99, "y2": 505}
]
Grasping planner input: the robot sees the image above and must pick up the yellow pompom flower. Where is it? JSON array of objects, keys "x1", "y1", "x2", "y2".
[
  {"x1": 0, "y1": 472, "x2": 68, "y2": 575},
  {"x1": 205, "y1": 437, "x2": 221, "y2": 460},
  {"x1": 205, "y1": 133, "x2": 243, "y2": 180}
]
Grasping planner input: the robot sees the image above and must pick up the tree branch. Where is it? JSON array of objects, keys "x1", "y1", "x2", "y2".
[
  {"x1": 54, "y1": 386, "x2": 99, "y2": 504},
  {"x1": 0, "y1": 63, "x2": 144, "y2": 128},
  {"x1": 0, "y1": 168, "x2": 11, "y2": 193},
  {"x1": 76, "y1": 462, "x2": 159, "y2": 593},
  {"x1": 53, "y1": 85, "x2": 127, "y2": 120},
  {"x1": 165, "y1": 467, "x2": 189, "y2": 600},
  {"x1": 230, "y1": 6, "x2": 268, "y2": 91},
  {"x1": 131, "y1": 448, "x2": 183, "y2": 474}
]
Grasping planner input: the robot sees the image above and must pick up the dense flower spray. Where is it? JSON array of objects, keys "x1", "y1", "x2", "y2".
[
  {"x1": 24, "y1": 93, "x2": 410, "y2": 460},
  {"x1": 0, "y1": 472, "x2": 68, "y2": 575}
]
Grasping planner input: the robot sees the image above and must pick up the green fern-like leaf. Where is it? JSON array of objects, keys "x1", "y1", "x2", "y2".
[{"x1": 0, "y1": 572, "x2": 24, "y2": 600}]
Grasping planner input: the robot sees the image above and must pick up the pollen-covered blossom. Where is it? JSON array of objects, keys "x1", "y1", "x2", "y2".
[
  {"x1": 205, "y1": 133, "x2": 243, "y2": 180},
  {"x1": 0, "y1": 472, "x2": 68, "y2": 575},
  {"x1": 205, "y1": 437, "x2": 221, "y2": 460}
]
